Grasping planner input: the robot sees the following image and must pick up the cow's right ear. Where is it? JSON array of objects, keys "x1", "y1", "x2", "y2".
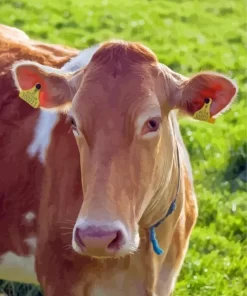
[{"x1": 12, "y1": 61, "x2": 81, "y2": 111}]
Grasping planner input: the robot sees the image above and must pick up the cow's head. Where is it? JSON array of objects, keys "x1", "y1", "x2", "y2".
[{"x1": 12, "y1": 41, "x2": 237, "y2": 258}]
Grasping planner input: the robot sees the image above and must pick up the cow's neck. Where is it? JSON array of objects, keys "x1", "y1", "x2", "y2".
[
  {"x1": 140, "y1": 114, "x2": 181, "y2": 226},
  {"x1": 136, "y1": 114, "x2": 184, "y2": 293}
]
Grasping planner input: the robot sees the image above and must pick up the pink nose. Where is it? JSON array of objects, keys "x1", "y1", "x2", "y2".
[{"x1": 74, "y1": 225, "x2": 126, "y2": 255}]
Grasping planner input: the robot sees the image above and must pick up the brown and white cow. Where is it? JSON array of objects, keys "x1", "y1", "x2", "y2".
[
  {"x1": 0, "y1": 24, "x2": 78, "y2": 284},
  {"x1": 0, "y1": 25, "x2": 237, "y2": 295}
]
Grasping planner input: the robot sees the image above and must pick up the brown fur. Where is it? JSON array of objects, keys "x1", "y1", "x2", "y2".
[
  {"x1": 0, "y1": 24, "x2": 77, "y2": 273},
  {"x1": 93, "y1": 40, "x2": 157, "y2": 64},
  {"x1": 1, "y1": 26, "x2": 199, "y2": 295},
  {"x1": 33, "y1": 42, "x2": 198, "y2": 295}
]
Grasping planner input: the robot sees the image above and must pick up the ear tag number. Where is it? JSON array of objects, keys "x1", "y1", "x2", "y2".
[
  {"x1": 19, "y1": 83, "x2": 41, "y2": 108},
  {"x1": 193, "y1": 98, "x2": 215, "y2": 124}
]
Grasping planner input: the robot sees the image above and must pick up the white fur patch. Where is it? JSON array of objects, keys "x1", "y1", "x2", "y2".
[
  {"x1": 61, "y1": 45, "x2": 99, "y2": 72},
  {"x1": 24, "y1": 211, "x2": 36, "y2": 222},
  {"x1": 156, "y1": 264, "x2": 177, "y2": 295},
  {"x1": 73, "y1": 269, "x2": 146, "y2": 296},
  {"x1": 24, "y1": 45, "x2": 100, "y2": 164},
  {"x1": 25, "y1": 236, "x2": 37, "y2": 250},
  {"x1": 91, "y1": 272, "x2": 127, "y2": 296},
  {"x1": 27, "y1": 110, "x2": 58, "y2": 163},
  {"x1": 0, "y1": 237, "x2": 37, "y2": 284}
]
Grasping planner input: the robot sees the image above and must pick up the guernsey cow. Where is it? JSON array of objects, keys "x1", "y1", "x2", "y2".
[
  {"x1": 1, "y1": 25, "x2": 238, "y2": 295},
  {"x1": 0, "y1": 24, "x2": 78, "y2": 284}
]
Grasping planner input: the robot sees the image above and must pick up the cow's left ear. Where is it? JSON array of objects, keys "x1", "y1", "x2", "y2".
[
  {"x1": 12, "y1": 61, "x2": 81, "y2": 111},
  {"x1": 174, "y1": 72, "x2": 238, "y2": 121}
]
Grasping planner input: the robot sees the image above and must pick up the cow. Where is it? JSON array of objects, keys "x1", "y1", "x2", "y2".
[
  {"x1": 0, "y1": 25, "x2": 237, "y2": 295},
  {"x1": 0, "y1": 24, "x2": 78, "y2": 284}
]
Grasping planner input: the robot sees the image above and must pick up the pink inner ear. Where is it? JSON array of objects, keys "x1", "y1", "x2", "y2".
[
  {"x1": 39, "y1": 90, "x2": 47, "y2": 106},
  {"x1": 185, "y1": 74, "x2": 237, "y2": 117},
  {"x1": 210, "y1": 85, "x2": 236, "y2": 116},
  {"x1": 201, "y1": 83, "x2": 236, "y2": 116},
  {"x1": 16, "y1": 67, "x2": 41, "y2": 90},
  {"x1": 16, "y1": 65, "x2": 51, "y2": 107}
]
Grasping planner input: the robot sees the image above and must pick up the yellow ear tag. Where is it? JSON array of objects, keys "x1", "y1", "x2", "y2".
[
  {"x1": 19, "y1": 83, "x2": 41, "y2": 108},
  {"x1": 193, "y1": 98, "x2": 215, "y2": 124}
]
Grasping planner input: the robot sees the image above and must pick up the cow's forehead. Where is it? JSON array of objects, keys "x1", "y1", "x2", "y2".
[
  {"x1": 70, "y1": 41, "x2": 163, "y2": 135},
  {"x1": 72, "y1": 63, "x2": 159, "y2": 124},
  {"x1": 79, "y1": 66, "x2": 154, "y2": 103}
]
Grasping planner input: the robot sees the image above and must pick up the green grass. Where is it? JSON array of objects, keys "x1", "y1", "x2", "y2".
[{"x1": 0, "y1": 0, "x2": 246, "y2": 295}]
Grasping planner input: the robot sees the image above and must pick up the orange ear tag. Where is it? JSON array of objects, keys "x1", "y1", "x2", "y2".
[
  {"x1": 193, "y1": 98, "x2": 215, "y2": 124},
  {"x1": 19, "y1": 83, "x2": 41, "y2": 108}
]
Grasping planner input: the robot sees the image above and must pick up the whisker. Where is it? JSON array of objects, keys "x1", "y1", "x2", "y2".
[
  {"x1": 58, "y1": 219, "x2": 76, "y2": 223},
  {"x1": 58, "y1": 219, "x2": 76, "y2": 224},
  {"x1": 63, "y1": 244, "x2": 74, "y2": 252},
  {"x1": 60, "y1": 232, "x2": 73, "y2": 236},
  {"x1": 57, "y1": 221, "x2": 75, "y2": 225}
]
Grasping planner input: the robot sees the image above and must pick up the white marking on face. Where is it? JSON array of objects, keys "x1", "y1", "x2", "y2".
[
  {"x1": 27, "y1": 110, "x2": 58, "y2": 163},
  {"x1": 24, "y1": 211, "x2": 35, "y2": 223},
  {"x1": 0, "y1": 237, "x2": 37, "y2": 284}
]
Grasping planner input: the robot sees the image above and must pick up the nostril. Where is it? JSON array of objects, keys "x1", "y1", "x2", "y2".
[
  {"x1": 108, "y1": 230, "x2": 125, "y2": 250},
  {"x1": 75, "y1": 227, "x2": 86, "y2": 250},
  {"x1": 73, "y1": 225, "x2": 126, "y2": 254}
]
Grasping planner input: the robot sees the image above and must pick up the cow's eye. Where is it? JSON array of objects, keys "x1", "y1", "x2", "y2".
[
  {"x1": 141, "y1": 117, "x2": 161, "y2": 136},
  {"x1": 147, "y1": 119, "x2": 159, "y2": 131},
  {"x1": 70, "y1": 117, "x2": 77, "y2": 129},
  {"x1": 146, "y1": 117, "x2": 161, "y2": 132},
  {"x1": 68, "y1": 116, "x2": 79, "y2": 136}
]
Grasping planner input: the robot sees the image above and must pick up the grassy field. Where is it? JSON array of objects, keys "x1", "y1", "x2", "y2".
[{"x1": 0, "y1": 0, "x2": 246, "y2": 295}]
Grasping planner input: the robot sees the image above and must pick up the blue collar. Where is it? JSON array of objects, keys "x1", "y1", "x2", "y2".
[{"x1": 149, "y1": 145, "x2": 181, "y2": 255}]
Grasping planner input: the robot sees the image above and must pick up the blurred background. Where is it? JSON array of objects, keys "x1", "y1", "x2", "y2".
[{"x1": 0, "y1": 0, "x2": 246, "y2": 295}]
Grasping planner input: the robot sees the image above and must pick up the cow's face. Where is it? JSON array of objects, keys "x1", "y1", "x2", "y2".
[
  {"x1": 12, "y1": 41, "x2": 237, "y2": 258},
  {"x1": 68, "y1": 48, "x2": 176, "y2": 258}
]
